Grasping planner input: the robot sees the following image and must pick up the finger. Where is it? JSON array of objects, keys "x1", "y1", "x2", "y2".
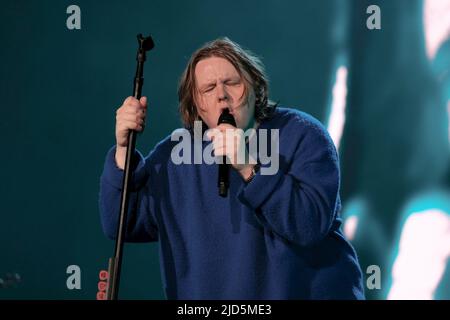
[
  {"x1": 119, "y1": 119, "x2": 144, "y2": 132},
  {"x1": 120, "y1": 107, "x2": 146, "y2": 120},
  {"x1": 140, "y1": 96, "x2": 148, "y2": 108},
  {"x1": 212, "y1": 135, "x2": 225, "y2": 150},
  {"x1": 214, "y1": 146, "x2": 225, "y2": 157},
  {"x1": 119, "y1": 113, "x2": 145, "y2": 124},
  {"x1": 117, "y1": 104, "x2": 140, "y2": 117},
  {"x1": 224, "y1": 133, "x2": 236, "y2": 145},
  {"x1": 123, "y1": 96, "x2": 133, "y2": 105},
  {"x1": 213, "y1": 142, "x2": 225, "y2": 154},
  {"x1": 124, "y1": 96, "x2": 139, "y2": 106},
  {"x1": 217, "y1": 123, "x2": 235, "y2": 130},
  {"x1": 221, "y1": 129, "x2": 238, "y2": 146},
  {"x1": 206, "y1": 128, "x2": 221, "y2": 141},
  {"x1": 125, "y1": 98, "x2": 142, "y2": 110}
]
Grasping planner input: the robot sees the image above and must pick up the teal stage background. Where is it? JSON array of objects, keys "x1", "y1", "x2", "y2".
[{"x1": 1, "y1": 0, "x2": 449, "y2": 299}]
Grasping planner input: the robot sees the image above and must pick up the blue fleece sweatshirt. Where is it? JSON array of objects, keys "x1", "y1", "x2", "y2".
[{"x1": 99, "y1": 107, "x2": 365, "y2": 299}]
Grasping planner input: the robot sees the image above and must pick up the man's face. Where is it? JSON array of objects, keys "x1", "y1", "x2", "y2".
[{"x1": 194, "y1": 56, "x2": 255, "y2": 130}]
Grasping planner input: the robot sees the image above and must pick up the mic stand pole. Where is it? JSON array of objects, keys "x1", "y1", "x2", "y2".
[{"x1": 106, "y1": 34, "x2": 154, "y2": 300}]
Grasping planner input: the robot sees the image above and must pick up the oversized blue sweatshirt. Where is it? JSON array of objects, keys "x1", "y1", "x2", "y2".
[{"x1": 99, "y1": 107, "x2": 365, "y2": 299}]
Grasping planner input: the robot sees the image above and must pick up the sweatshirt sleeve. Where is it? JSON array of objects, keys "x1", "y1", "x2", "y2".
[
  {"x1": 98, "y1": 146, "x2": 158, "y2": 242},
  {"x1": 237, "y1": 117, "x2": 340, "y2": 247}
]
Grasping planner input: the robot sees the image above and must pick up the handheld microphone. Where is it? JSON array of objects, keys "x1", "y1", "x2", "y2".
[{"x1": 217, "y1": 109, "x2": 236, "y2": 197}]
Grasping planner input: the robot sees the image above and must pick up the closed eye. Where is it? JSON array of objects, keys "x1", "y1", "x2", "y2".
[
  {"x1": 203, "y1": 85, "x2": 215, "y2": 93},
  {"x1": 225, "y1": 79, "x2": 241, "y2": 86}
]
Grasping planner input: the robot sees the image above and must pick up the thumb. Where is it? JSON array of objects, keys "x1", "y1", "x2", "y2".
[{"x1": 140, "y1": 96, "x2": 148, "y2": 108}]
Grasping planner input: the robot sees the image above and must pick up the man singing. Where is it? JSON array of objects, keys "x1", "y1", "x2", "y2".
[{"x1": 99, "y1": 37, "x2": 365, "y2": 299}]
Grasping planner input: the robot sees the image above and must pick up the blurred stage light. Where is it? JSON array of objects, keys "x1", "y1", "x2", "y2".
[
  {"x1": 424, "y1": 0, "x2": 450, "y2": 60},
  {"x1": 327, "y1": 65, "x2": 348, "y2": 151},
  {"x1": 387, "y1": 192, "x2": 450, "y2": 300},
  {"x1": 342, "y1": 197, "x2": 366, "y2": 241}
]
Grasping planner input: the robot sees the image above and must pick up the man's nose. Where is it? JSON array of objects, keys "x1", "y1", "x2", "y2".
[{"x1": 217, "y1": 84, "x2": 229, "y2": 102}]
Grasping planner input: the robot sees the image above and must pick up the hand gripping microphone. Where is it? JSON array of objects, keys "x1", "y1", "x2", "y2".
[{"x1": 217, "y1": 109, "x2": 236, "y2": 197}]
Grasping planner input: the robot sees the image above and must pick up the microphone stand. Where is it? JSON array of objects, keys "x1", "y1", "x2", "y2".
[{"x1": 106, "y1": 34, "x2": 154, "y2": 300}]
